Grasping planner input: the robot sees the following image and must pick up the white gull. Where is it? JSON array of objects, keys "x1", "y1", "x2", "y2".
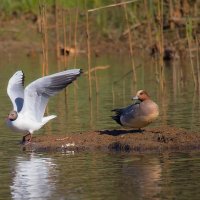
[{"x1": 6, "y1": 69, "x2": 82, "y2": 144}]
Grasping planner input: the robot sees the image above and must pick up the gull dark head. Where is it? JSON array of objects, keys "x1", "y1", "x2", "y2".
[
  {"x1": 8, "y1": 111, "x2": 18, "y2": 121},
  {"x1": 132, "y1": 90, "x2": 150, "y2": 102}
]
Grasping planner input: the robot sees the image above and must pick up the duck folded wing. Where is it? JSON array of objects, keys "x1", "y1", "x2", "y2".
[
  {"x1": 7, "y1": 71, "x2": 24, "y2": 112},
  {"x1": 112, "y1": 104, "x2": 139, "y2": 125},
  {"x1": 20, "y1": 69, "x2": 82, "y2": 121}
]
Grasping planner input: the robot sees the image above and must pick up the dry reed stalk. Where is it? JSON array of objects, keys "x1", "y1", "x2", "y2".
[
  {"x1": 160, "y1": 87, "x2": 167, "y2": 124},
  {"x1": 44, "y1": 3, "x2": 49, "y2": 75},
  {"x1": 57, "y1": 59, "x2": 61, "y2": 70},
  {"x1": 84, "y1": 65, "x2": 110, "y2": 74},
  {"x1": 177, "y1": 62, "x2": 181, "y2": 93},
  {"x1": 179, "y1": 62, "x2": 184, "y2": 89},
  {"x1": 155, "y1": 59, "x2": 159, "y2": 83},
  {"x1": 195, "y1": 36, "x2": 200, "y2": 92},
  {"x1": 112, "y1": 84, "x2": 115, "y2": 107},
  {"x1": 73, "y1": 83, "x2": 79, "y2": 114},
  {"x1": 61, "y1": 9, "x2": 69, "y2": 102},
  {"x1": 55, "y1": 0, "x2": 60, "y2": 60},
  {"x1": 73, "y1": 6, "x2": 79, "y2": 67},
  {"x1": 94, "y1": 66, "x2": 99, "y2": 95},
  {"x1": 72, "y1": 6, "x2": 79, "y2": 105},
  {"x1": 144, "y1": 0, "x2": 152, "y2": 45},
  {"x1": 186, "y1": 19, "x2": 197, "y2": 89},
  {"x1": 157, "y1": 0, "x2": 165, "y2": 91},
  {"x1": 41, "y1": 31, "x2": 46, "y2": 76},
  {"x1": 39, "y1": 3, "x2": 45, "y2": 76},
  {"x1": 40, "y1": 2, "x2": 49, "y2": 115},
  {"x1": 39, "y1": 2, "x2": 48, "y2": 76},
  {"x1": 172, "y1": 61, "x2": 177, "y2": 99},
  {"x1": 68, "y1": 8, "x2": 72, "y2": 52},
  {"x1": 89, "y1": 99, "x2": 93, "y2": 129},
  {"x1": 123, "y1": 3, "x2": 137, "y2": 83},
  {"x1": 122, "y1": 80, "x2": 126, "y2": 106},
  {"x1": 62, "y1": 9, "x2": 67, "y2": 68},
  {"x1": 96, "y1": 92, "x2": 99, "y2": 118},
  {"x1": 88, "y1": 0, "x2": 139, "y2": 12},
  {"x1": 85, "y1": 6, "x2": 92, "y2": 100},
  {"x1": 169, "y1": 0, "x2": 174, "y2": 30}
]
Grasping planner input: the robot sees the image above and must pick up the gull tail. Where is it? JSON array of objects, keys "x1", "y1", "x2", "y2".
[{"x1": 42, "y1": 115, "x2": 57, "y2": 125}]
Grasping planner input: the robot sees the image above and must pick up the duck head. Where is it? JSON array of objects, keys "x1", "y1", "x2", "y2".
[{"x1": 133, "y1": 90, "x2": 150, "y2": 102}]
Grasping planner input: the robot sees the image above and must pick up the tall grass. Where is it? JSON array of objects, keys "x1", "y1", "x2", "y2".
[{"x1": 2, "y1": 0, "x2": 200, "y2": 92}]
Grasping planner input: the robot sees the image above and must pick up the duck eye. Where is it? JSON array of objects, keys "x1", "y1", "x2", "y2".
[{"x1": 140, "y1": 92, "x2": 143, "y2": 95}]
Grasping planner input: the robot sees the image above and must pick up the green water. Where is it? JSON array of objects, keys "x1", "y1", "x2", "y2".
[{"x1": 0, "y1": 51, "x2": 200, "y2": 199}]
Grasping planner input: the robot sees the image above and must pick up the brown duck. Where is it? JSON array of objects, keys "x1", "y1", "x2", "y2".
[{"x1": 112, "y1": 90, "x2": 159, "y2": 129}]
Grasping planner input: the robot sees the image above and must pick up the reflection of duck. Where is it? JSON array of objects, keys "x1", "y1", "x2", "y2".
[
  {"x1": 112, "y1": 90, "x2": 159, "y2": 129},
  {"x1": 150, "y1": 43, "x2": 177, "y2": 61},
  {"x1": 60, "y1": 46, "x2": 76, "y2": 56},
  {"x1": 11, "y1": 153, "x2": 56, "y2": 199},
  {"x1": 121, "y1": 156, "x2": 162, "y2": 199}
]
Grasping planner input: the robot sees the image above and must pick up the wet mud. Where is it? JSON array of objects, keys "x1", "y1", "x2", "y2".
[{"x1": 24, "y1": 126, "x2": 200, "y2": 153}]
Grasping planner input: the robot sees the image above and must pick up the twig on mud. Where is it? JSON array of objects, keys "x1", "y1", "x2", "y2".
[{"x1": 55, "y1": 137, "x2": 69, "y2": 141}]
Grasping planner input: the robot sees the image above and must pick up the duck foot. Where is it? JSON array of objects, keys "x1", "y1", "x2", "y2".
[{"x1": 138, "y1": 128, "x2": 144, "y2": 133}]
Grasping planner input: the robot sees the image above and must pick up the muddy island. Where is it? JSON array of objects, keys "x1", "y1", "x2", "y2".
[{"x1": 25, "y1": 126, "x2": 200, "y2": 153}]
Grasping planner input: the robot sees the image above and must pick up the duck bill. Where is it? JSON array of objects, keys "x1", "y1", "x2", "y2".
[{"x1": 132, "y1": 96, "x2": 139, "y2": 100}]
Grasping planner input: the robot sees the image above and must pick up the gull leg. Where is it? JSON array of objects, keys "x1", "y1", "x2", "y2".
[
  {"x1": 21, "y1": 132, "x2": 31, "y2": 145},
  {"x1": 28, "y1": 134, "x2": 32, "y2": 142}
]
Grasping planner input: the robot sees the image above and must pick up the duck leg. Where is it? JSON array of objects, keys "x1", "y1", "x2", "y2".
[{"x1": 138, "y1": 128, "x2": 144, "y2": 133}]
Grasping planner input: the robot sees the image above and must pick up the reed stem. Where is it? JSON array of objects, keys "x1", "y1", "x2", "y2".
[
  {"x1": 123, "y1": 3, "x2": 137, "y2": 83},
  {"x1": 85, "y1": 3, "x2": 92, "y2": 100}
]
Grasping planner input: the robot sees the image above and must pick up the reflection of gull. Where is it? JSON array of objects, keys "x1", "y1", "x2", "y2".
[{"x1": 10, "y1": 153, "x2": 56, "y2": 199}]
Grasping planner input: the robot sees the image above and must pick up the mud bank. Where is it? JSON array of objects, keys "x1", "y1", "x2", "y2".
[{"x1": 24, "y1": 126, "x2": 200, "y2": 153}]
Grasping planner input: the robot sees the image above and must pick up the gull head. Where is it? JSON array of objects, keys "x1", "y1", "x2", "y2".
[{"x1": 8, "y1": 111, "x2": 18, "y2": 121}]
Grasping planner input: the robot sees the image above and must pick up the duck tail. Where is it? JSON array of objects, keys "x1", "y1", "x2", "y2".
[{"x1": 111, "y1": 109, "x2": 123, "y2": 126}]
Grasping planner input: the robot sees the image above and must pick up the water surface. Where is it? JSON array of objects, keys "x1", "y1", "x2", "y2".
[{"x1": 0, "y1": 51, "x2": 200, "y2": 199}]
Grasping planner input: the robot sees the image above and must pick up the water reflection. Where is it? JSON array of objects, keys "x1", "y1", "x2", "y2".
[
  {"x1": 1, "y1": 50, "x2": 200, "y2": 200},
  {"x1": 3, "y1": 150, "x2": 200, "y2": 200},
  {"x1": 43, "y1": 152, "x2": 162, "y2": 200},
  {"x1": 10, "y1": 153, "x2": 56, "y2": 200},
  {"x1": 118, "y1": 155, "x2": 161, "y2": 200}
]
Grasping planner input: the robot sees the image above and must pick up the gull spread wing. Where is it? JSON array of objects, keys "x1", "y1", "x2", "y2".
[
  {"x1": 7, "y1": 71, "x2": 24, "y2": 112},
  {"x1": 20, "y1": 69, "x2": 82, "y2": 121}
]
